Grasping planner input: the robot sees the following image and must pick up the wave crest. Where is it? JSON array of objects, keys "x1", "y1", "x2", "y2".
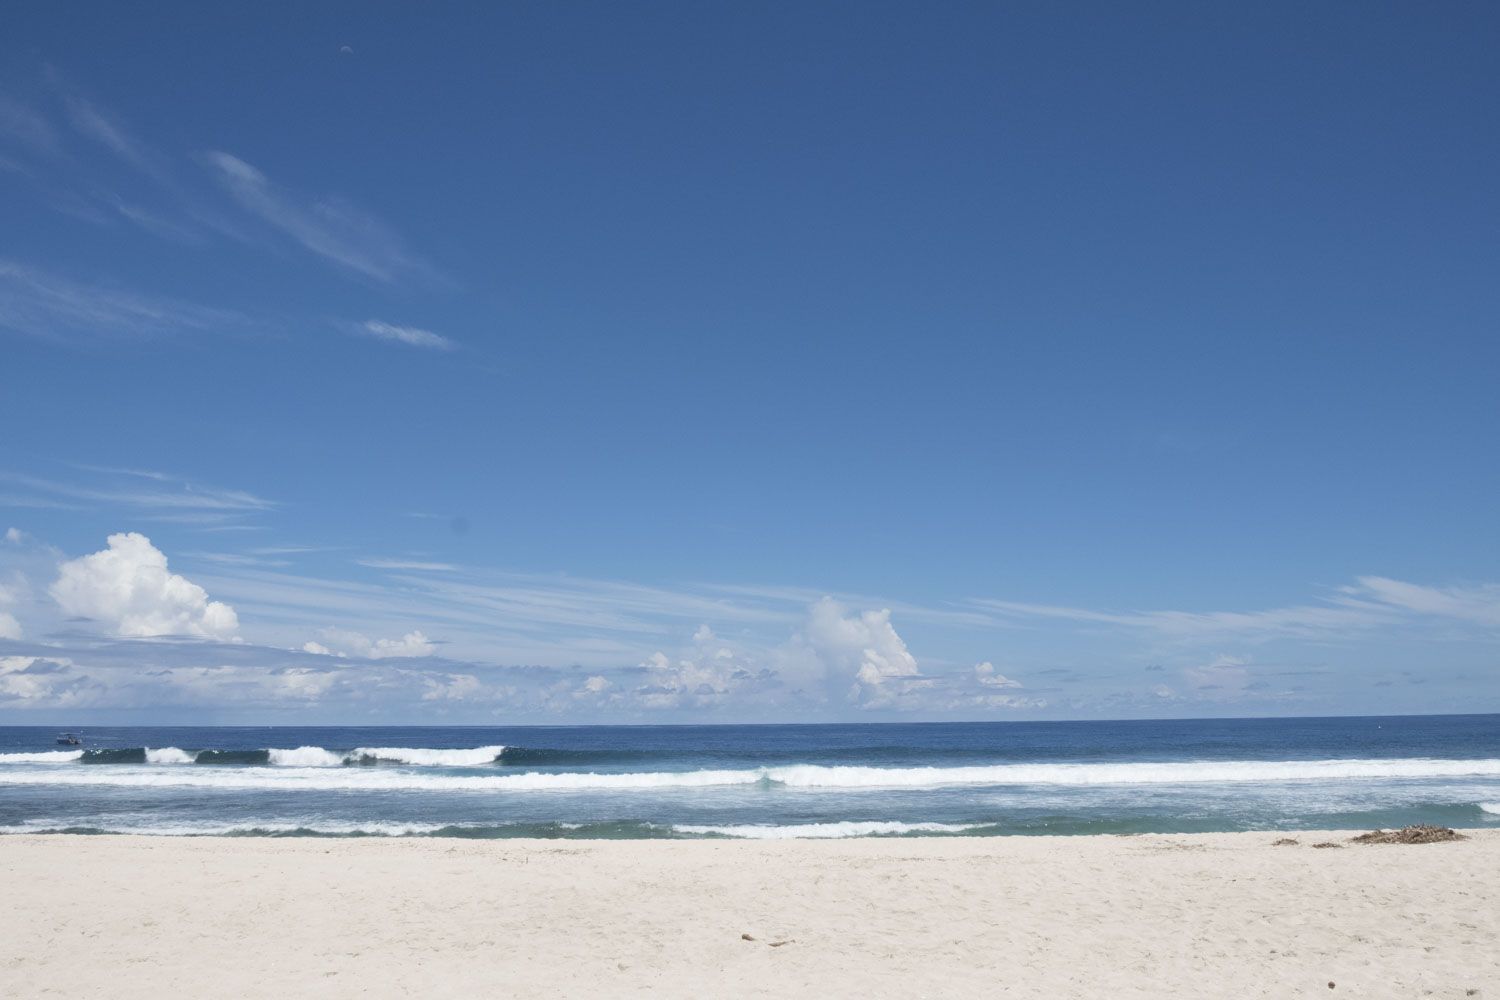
[
  {"x1": 0, "y1": 750, "x2": 83, "y2": 763},
  {"x1": 347, "y1": 746, "x2": 505, "y2": 767}
]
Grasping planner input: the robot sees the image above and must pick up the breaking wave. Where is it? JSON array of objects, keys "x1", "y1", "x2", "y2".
[
  {"x1": 265, "y1": 747, "x2": 346, "y2": 767},
  {"x1": 0, "y1": 750, "x2": 84, "y2": 763},
  {"x1": 0, "y1": 745, "x2": 505, "y2": 767},
  {"x1": 144, "y1": 747, "x2": 196, "y2": 764},
  {"x1": 346, "y1": 746, "x2": 506, "y2": 767},
  {"x1": 1480, "y1": 802, "x2": 1500, "y2": 815}
]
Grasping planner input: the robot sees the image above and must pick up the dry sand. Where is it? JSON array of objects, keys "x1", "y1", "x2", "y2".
[{"x1": 1, "y1": 830, "x2": 1495, "y2": 999}]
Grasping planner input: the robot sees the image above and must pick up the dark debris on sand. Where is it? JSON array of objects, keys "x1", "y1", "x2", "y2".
[
  {"x1": 1310, "y1": 842, "x2": 1343, "y2": 849},
  {"x1": 1350, "y1": 825, "x2": 1467, "y2": 845},
  {"x1": 1272, "y1": 837, "x2": 1300, "y2": 846}
]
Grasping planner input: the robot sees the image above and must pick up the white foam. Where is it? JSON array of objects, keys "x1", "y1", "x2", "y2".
[
  {"x1": 3, "y1": 757, "x2": 1499, "y2": 793},
  {"x1": 764, "y1": 758, "x2": 1500, "y2": 788},
  {"x1": 0, "y1": 750, "x2": 83, "y2": 763},
  {"x1": 266, "y1": 746, "x2": 345, "y2": 767},
  {"x1": 1480, "y1": 802, "x2": 1500, "y2": 815},
  {"x1": 675, "y1": 821, "x2": 981, "y2": 839},
  {"x1": 0, "y1": 766, "x2": 756, "y2": 792},
  {"x1": 144, "y1": 747, "x2": 196, "y2": 764},
  {"x1": 0, "y1": 819, "x2": 452, "y2": 837},
  {"x1": 350, "y1": 746, "x2": 505, "y2": 766}
]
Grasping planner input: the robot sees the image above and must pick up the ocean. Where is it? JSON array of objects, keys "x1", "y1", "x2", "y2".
[{"x1": 2, "y1": 715, "x2": 1498, "y2": 839}]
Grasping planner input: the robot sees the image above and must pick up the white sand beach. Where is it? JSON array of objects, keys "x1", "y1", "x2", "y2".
[{"x1": 1, "y1": 830, "x2": 1494, "y2": 999}]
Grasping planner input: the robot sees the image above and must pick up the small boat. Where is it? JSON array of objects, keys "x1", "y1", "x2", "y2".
[{"x1": 55, "y1": 732, "x2": 83, "y2": 746}]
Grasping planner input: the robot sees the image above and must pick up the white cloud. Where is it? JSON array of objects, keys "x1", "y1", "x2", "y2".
[
  {"x1": 421, "y1": 673, "x2": 484, "y2": 701},
  {"x1": 62, "y1": 95, "x2": 169, "y2": 182},
  {"x1": 973, "y1": 595, "x2": 1391, "y2": 642},
  {"x1": 796, "y1": 598, "x2": 931, "y2": 708},
  {"x1": 1181, "y1": 654, "x2": 1251, "y2": 693},
  {"x1": 633, "y1": 625, "x2": 773, "y2": 709},
  {"x1": 974, "y1": 574, "x2": 1500, "y2": 646},
  {"x1": 1347, "y1": 576, "x2": 1500, "y2": 628},
  {"x1": 304, "y1": 627, "x2": 436, "y2": 659},
  {"x1": 49, "y1": 532, "x2": 240, "y2": 639},
  {"x1": 4, "y1": 528, "x2": 24, "y2": 544},
  {"x1": 0, "y1": 570, "x2": 21, "y2": 639},
  {"x1": 205, "y1": 151, "x2": 431, "y2": 283},
  {"x1": 973, "y1": 662, "x2": 1021, "y2": 688},
  {"x1": 0, "y1": 655, "x2": 98, "y2": 706},
  {"x1": 0, "y1": 260, "x2": 243, "y2": 342},
  {"x1": 0, "y1": 95, "x2": 60, "y2": 157},
  {"x1": 358, "y1": 320, "x2": 454, "y2": 351},
  {"x1": 356, "y1": 557, "x2": 458, "y2": 571}
]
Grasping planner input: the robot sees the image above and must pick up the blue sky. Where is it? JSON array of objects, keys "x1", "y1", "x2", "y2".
[{"x1": 2, "y1": 2, "x2": 1497, "y2": 723}]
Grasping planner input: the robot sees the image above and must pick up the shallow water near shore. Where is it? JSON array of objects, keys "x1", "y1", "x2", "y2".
[{"x1": 3, "y1": 715, "x2": 1498, "y2": 838}]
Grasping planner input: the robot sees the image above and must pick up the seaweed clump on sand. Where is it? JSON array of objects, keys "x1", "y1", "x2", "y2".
[
  {"x1": 1271, "y1": 838, "x2": 1299, "y2": 846},
  {"x1": 1349, "y1": 825, "x2": 1467, "y2": 845}
]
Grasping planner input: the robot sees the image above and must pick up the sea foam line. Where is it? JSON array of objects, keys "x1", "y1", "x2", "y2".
[
  {"x1": 675, "y1": 821, "x2": 983, "y2": 839},
  {"x1": 3, "y1": 757, "x2": 1500, "y2": 792}
]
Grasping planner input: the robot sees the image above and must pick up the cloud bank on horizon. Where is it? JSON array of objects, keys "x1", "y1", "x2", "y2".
[{"x1": 1, "y1": 505, "x2": 1497, "y2": 722}]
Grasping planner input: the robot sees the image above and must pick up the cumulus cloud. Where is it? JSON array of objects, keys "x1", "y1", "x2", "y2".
[
  {"x1": 303, "y1": 628, "x2": 436, "y2": 659},
  {"x1": 973, "y1": 662, "x2": 1021, "y2": 688},
  {"x1": 631, "y1": 625, "x2": 775, "y2": 709},
  {"x1": 49, "y1": 533, "x2": 239, "y2": 639},
  {"x1": 0, "y1": 655, "x2": 99, "y2": 705},
  {"x1": 421, "y1": 672, "x2": 484, "y2": 701},
  {"x1": 798, "y1": 597, "x2": 929, "y2": 707},
  {"x1": 0, "y1": 570, "x2": 21, "y2": 640}
]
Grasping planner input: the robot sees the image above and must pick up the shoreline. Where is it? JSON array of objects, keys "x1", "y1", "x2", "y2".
[{"x1": 3, "y1": 830, "x2": 1495, "y2": 998}]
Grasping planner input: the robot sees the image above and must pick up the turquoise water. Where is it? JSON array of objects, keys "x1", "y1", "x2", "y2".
[{"x1": 2, "y1": 715, "x2": 1498, "y2": 838}]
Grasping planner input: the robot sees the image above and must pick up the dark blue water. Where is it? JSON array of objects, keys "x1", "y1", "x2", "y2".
[{"x1": 2, "y1": 715, "x2": 1498, "y2": 838}]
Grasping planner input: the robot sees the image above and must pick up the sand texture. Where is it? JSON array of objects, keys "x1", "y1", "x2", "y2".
[{"x1": 1, "y1": 831, "x2": 1496, "y2": 998}]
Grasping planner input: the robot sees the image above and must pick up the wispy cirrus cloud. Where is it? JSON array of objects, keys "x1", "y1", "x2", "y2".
[
  {"x1": 970, "y1": 576, "x2": 1500, "y2": 643},
  {"x1": 356, "y1": 557, "x2": 460, "y2": 572},
  {"x1": 3, "y1": 81, "x2": 441, "y2": 296},
  {"x1": 61, "y1": 94, "x2": 171, "y2": 184},
  {"x1": 357, "y1": 320, "x2": 455, "y2": 350},
  {"x1": 1346, "y1": 576, "x2": 1500, "y2": 628},
  {"x1": 969, "y1": 596, "x2": 1392, "y2": 641},
  {"x1": 0, "y1": 260, "x2": 242, "y2": 342},
  {"x1": 0, "y1": 94, "x2": 60, "y2": 157},
  {"x1": 205, "y1": 151, "x2": 436, "y2": 284},
  {"x1": 0, "y1": 469, "x2": 276, "y2": 531}
]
